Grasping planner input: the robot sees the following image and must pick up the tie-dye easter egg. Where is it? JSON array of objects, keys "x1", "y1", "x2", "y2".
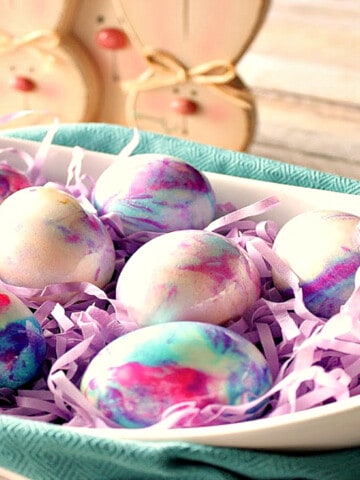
[
  {"x1": 116, "y1": 229, "x2": 261, "y2": 326},
  {"x1": 272, "y1": 210, "x2": 360, "y2": 318},
  {"x1": 0, "y1": 290, "x2": 46, "y2": 388},
  {"x1": 0, "y1": 186, "x2": 115, "y2": 297},
  {"x1": 0, "y1": 164, "x2": 31, "y2": 204},
  {"x1": 92, "y1": 154, "x2": 216, "y2": 235},
  {"x1": 81, "y1": 321, "x2": 272, "y2": 428}
]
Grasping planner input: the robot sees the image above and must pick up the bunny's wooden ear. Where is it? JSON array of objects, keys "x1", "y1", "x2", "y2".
[
  {"x1": 116, "y1": 0, "x2": 270, "y2": 67},
  {"x1": 72, "y1": 0, "x2": 148, "y2": 125},
  {"x1": 0, "y1": 0, "x2": 79, "y2": 36}
]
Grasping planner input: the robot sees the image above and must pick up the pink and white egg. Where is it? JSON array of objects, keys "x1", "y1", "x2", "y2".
[
  {"x1": 116, "y1": 229, "x2": 261, "y2": 327},
  {"x1": 0, "y1": 186, "x2": 115, "y2": 299}
]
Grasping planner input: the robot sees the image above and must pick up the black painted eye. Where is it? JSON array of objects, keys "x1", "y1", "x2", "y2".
[
  {"x1": 190, "y1": 89, "x2": 197, "y2": 96},
  {"x1": 9, "y1": 65, "x2": 16, "y2": 72},
  {"x1": 172, "y1": 87, "x2": 180, "y2": 94},
  {"x1": 28, "y1": 66, "x2": 35, "y2": 74},
  {"x1": 96, "y1": 14, "x2": 105, "y2": 24}
]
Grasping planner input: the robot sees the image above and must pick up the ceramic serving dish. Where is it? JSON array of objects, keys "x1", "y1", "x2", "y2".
[{"x1": 0, "y1": 135, "x2": 359, "y2": 452}]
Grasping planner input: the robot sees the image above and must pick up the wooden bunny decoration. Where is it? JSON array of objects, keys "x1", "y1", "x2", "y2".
[
  {"x1": 116, "y1": 0, "x2": 270, "y2": 150},
  {"x1": 0, "y1": 0, "x2": 100, "y2": 128}
]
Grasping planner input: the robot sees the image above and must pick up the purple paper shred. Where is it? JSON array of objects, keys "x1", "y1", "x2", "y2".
[{"x1": 0, "y1": 128, "x2": 359, "y2": 431}]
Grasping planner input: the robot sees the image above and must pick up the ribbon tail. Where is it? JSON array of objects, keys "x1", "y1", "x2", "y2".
[{"x1": 211, "y1": 79, "x2": 255, "y2": 110}]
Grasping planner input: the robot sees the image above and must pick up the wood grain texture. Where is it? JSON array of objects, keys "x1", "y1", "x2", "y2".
[{"x1": 237, "y1": 0, "x2": 360, "y2": 180}]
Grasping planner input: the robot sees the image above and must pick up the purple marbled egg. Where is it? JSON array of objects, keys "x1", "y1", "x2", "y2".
[{"x1": 92, "y1": 154, "x2": 216, "y2": 235}]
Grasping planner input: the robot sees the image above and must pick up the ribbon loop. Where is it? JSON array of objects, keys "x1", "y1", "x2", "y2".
[
  {"x1": 143, "y1": 48, "x2": 187, "y2": 84},
  {"x1": 188, "y1": 60, "x2": 237, "y2": 85},
  {"x1": 0, "y1": 29, "x2": 60, "y2": 62}
]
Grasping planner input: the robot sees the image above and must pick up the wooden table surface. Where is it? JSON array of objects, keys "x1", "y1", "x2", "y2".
[{"x1": 237, "y1": 0, "x2": 360, "y2": 181}]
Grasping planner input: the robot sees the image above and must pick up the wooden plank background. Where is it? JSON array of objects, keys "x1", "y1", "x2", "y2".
[{"x1": 237, "y1": 0, "x2": 360, "y2": 180}]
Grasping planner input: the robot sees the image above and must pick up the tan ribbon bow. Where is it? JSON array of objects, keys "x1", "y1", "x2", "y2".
[
  {"x1": 0, "y1": 29, "x2": 61, "y2": 63},
  {"x1": 144, "y1": 48, "x2": 236, "y2": 86},
  {"x1": 124, "y1": 48, "x2": 253, "y2": 109}
]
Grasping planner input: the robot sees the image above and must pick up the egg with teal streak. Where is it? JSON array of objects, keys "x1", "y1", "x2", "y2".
[
  {"x1": 81, "y1": 321, "x2": 272, "y2": 428},
  {"x1": 0, "y1": 290, "x2": 46, "y2": 388},
  {"x1": 116, "y1": 229, "x2": 261, "y2": 327},
  {"x1": 272, "y1": 209, "x2": 360, "y2": 318},
  {"x1": 92, "y1": 154, "x2": 216, "y2": 235}
]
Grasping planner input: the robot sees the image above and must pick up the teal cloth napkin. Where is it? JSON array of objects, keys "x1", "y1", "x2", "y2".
[
  {"x1": 6, "y1": 122, "x2": 360, "y2": 194},
  {"x1": 0, "y1": 123, "x2": 359, "y2": 480}
]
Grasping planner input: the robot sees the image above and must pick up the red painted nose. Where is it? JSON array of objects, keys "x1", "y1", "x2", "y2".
[
  {"x1": 96, "y1": 27, "x2": 128, "y2": 49},
  {"x1": 9, "y1": 76, "x2": 36, "y2": 92},
  {"x1": 170, "y1": 97, "x2": 198, "y2": 115}
]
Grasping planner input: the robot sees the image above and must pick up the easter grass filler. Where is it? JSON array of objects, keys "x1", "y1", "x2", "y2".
[{"x1": 0, "y1": 126, "x2": 358, "y2": 430}]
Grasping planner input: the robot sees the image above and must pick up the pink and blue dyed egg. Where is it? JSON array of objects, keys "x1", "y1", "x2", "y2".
[
  {"x1": 81, "y1": 321, "x2": 272, "y2": 428},
  {"x1": 0, "y1": 290, "x2": 46, "y2": 388},
  {"x1": 0, "y1": 186, "x2": 115, "y2": 296},
  {"x1": 0, "y1": 164, "x2": 31, "y2": 204},
  {"x1": 92, "y1": 154, "x2": 216, "y2": 235},
  {"x1": 116, "y1": 229, "x2": 261, "y2": 326},
  {"x1": 272, "y1": 209, "x2": 360, "y2": 318}
]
